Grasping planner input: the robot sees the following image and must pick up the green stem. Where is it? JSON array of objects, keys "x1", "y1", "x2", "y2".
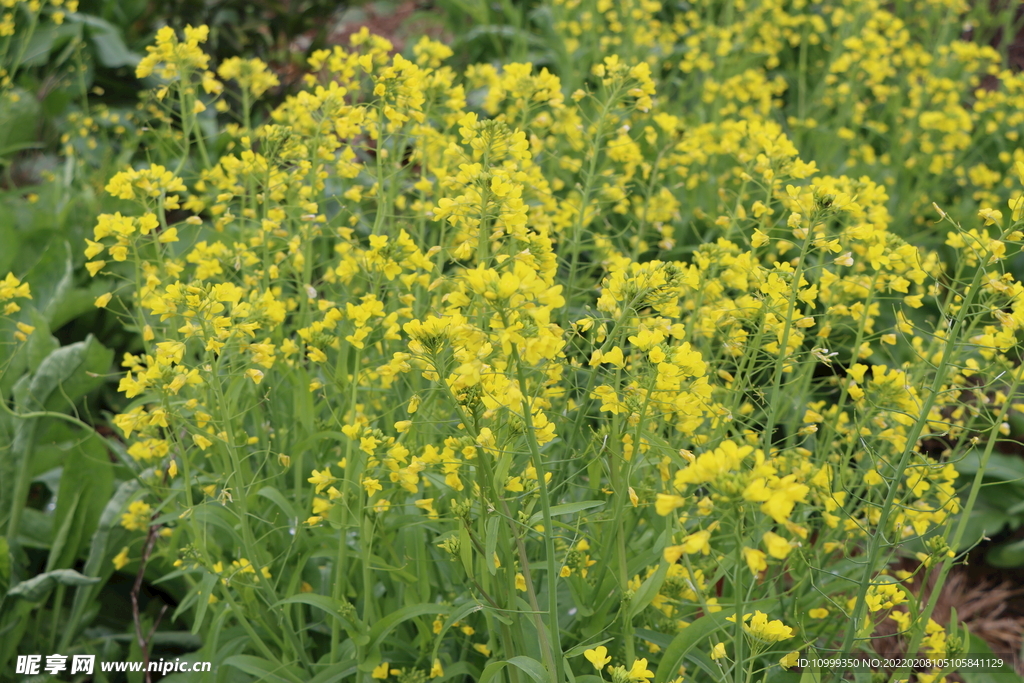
[
  {"x1": 841, "y1": 262, "x2": 987, "y2": 656},
  {"x1": 510, "y1": 344, "x2": 563, "y2": 683}
]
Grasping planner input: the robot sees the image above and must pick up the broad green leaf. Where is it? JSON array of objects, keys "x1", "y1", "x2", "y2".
[
  {"x1": 17, "y1": 508, "x2": 53, "y2": 548},
  {"x1": 527, "y1": 500, "x2": 604, "y2": 527},
  {"x1": 959, "y1": 634, "x2": 1022, "y2": 683},
  {"x1": 274, "y1": 594, "x2": 369, "y2": 645},
  {"x1": 60, "y1": 478, "x2": 140, "y2": 651},
  {"x1": 431, "y1": 601, "x2": 484, "y2": 661},
  {"x1": 25, "y1": 308, "x2": 58, "y2": 373},
  {"x1": 627, "y1": 560, "x2": 669, "y2": 620},
  {"x1": 485, "y1": 515, "x2": 500, "y2": 575},
  {"x1": 187, "y1": 572, "x2": 219, "y2": 635},
  {"x1": 653, "y1": 612, "x2": 729, "y2": 683},
  {"x1": 0, "y1": 537, "x2": 9, "y2": 598},
  {"x1": 7, "y1": 568, "x2": 99, "y2": 602},
  {"x1": 17, "y1": 334, "x2": 113, "y2": 413},
  {"x1": 258, "y1": 486, "x2": 300, "y2": 521},
  {"x1": 1, "y1": 336, "x2": 111, "y2": 544},
  {"x1": 563, "y1": 638, "x2": 614, "y2": 659},
  {"x1": 459, "y1": 524, "x2": 474, "y2": 578},
  {"x1": 307, "y1": 661, "x2": 359, "y2": 683},
  {"x1": 24, "y1": 240, "x2": 73, "y2": 329},
  {"x1": 45, "y1": 488, "x2": 81, "y2": 572},
  {"x1": 478, "y1": 656, "x2": 549, "y2": 683},
  {"x1": 368, "y1": 602, "x2": 449, "y2": 648},
  {"x1": 986, "y1": 538, "x2": 1024, "y2": 567},
  {"x1": 223, "y1": 655, "x2": 305, "y2": 683},
  {"x1": 15, "y1": 23, "x2": 79, "y2": 67},
  {"x1": 48, "y1": 434, "x2": 113, "y2": 570},
  {"x1": 0, "y1": 87, "x2": 41, "y2": 155},
  {"x1": 74, "y1": 14, "x2": 139, "y2": 67},
  {"x1": 955, "y1": 451, "x2": 1024, "y2": 482}
]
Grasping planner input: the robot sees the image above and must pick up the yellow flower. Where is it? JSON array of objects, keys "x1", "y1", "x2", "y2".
[
  {"x1": 780, "y1": 651, "x2": 800, "y2": 669},
  {"x1": 0, "y1": 272, "x2": 31, "y2": 301},
  {"x1": 120, "y1": 500, "x2": 152, "y2": 531},
  {"x1": 584, "y1": 646, "x2": 611, "y2": 670},
  {"x1": 763, "y1": 531, "x2": 792, "y2": 559},
  {"x1": 591, "y1": 346, "x2": 626, "y2": 368},
  {"x1": 371, "y1": 662, "x2": 389, "y2": 679},
  {"x1": 515, "y1": 572, "x2": 527, "y2": 592},
  {"x1": 429, "y1": 659, "x2": 444, "y2": 679},
  {"x1": 743, "y1": 611, "x2": 794, "y2": 642},
  {"x1": 743, "y1": 547, "x2": 767, "y2": 575},
  {"x1": 864, "y1": 470, "x2": 884, "y2": 486},
  {"x1": 627, "y1": 658, "x2": 654, "y2": 683},
  {"x1": 655, "y1": 493, "x2": 686, "y2": 516},
  {"x1": 809, "y1": 608, "x2": 829, "y2": 619},
  {"x1": 680, "y1": 529, "x2": 712, "y2": 555},
  {"x1": 94, "y1": 292, "x2": 113, "y2": 308},
  {"x1": 112, "y1": 546, "x2": 130, "y2": 569},
  {"x1": 308, "y1": 468, "x2": 334, "y2": 494},
  {"x1": 711, "y1": 643, "x2": 726, "y2": 660}
]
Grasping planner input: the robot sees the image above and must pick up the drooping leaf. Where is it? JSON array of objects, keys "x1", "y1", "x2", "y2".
[{"x1": 7, "y1": 568, "x2": 99, "y2": 602}]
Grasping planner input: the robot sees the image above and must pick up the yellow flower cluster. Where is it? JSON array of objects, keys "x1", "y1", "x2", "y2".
[{"x1": 86, "y1": 15, "x2": 1024, "y2": 682}]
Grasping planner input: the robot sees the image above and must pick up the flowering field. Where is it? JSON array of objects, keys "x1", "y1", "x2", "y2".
[{"x1": 3, "y1": 0, "x2": 1024, "y2": 681}]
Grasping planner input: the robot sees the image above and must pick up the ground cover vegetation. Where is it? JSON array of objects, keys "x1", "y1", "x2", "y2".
[{"x1": 4, "y1": 0, "x2": 1024, "y2": 682}]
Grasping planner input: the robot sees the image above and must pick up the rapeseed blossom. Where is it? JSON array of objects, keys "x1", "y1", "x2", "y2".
[{"x1": 77, "y1": 12, "x2": 1024, "y2": 683}]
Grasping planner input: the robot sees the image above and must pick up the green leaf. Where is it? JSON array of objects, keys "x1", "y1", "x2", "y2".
[
  {"x1": 258, "y1": 486, "x2": 300, "y2": 521},
  {"x1": 368, "y1": 602, "x2": 449, "y2": 649},
  {"x1": 0, "y1": 537, "x2": 10, "y2": 599},
  {"x1": 46, "y1": 488, "x2": 81, "y2": 572},
  {"x1": 25, "y1": 308, "x2": 58, "y2": 373},
  {"x1": 24, "y1": 240, "x2": 73, "y2": 329},
  {"x1": 653, "y1": 612, "x2": 729, "y2": 683},
  {"x1": 7, "y1": 569, "x2": 99, "y2": 602},
  {"x1": 17, "y1": 508, "x2": 53, "y2": 548},
  {"x1": 627, "y1": 560, "x2": 669, "y2": 620},
  {"x1": 307, "y1": 661, "x2": 359, "y2": 683},
  {"x1": 187, "y1": 572, "x2": 219, "y2": 635},
  {"x1": 527, "y1": 500, "x2": 604, "y2": 527},
  {"x1": 327, "y1": 499, "x2": 346, "y2": 529},
  {"x1": 274, "y1": 594, "x2": 369, "y2": 645},
  {"x1": 17, "y1": 334, "x2": 112, "y2": 413},
  {"x1": 485, "y1": 515, "x2": 500, "y2": 575},
  {"x1": 986, "y1": 538, "x2": 1024, "y2": 567},
  {"x1": 0, "y1": 88, "x2": 41, "y2": 174},
  {"x1": 459, "y1": 524, "x2": 474, "y2": 578},
  {"x1": 431, "y1": 601, "x2": 484, "y2": 661},
  {"x1": 955, "y1": 451, "x2": 1024, "y2": 483},
  {"x1": 69, "y1": 13, "x2": 139, "y2": 68},
  {"x1": 959, "y1": 634, "x2": 1022, "y2": 683},
  {"x1": 16, "y1": 23, "x2": 79, "y2": 67},
  {"x1": 48, "y1": 434, "x2": 113, "y2": 570},
  {"x1": 59, "y1": 478, "x2": 140, "y2": 651},
  {"x1": 798, "y1": 667, "x2": 823, "y2": 683},
  {"x1": 563, "y1": 638, "x2": 614, "y2": 659},
  {"x1": 223, "y1": 655, "x2": 305, "y2": 683},
  {"x1": 478, "y1": 656, "x2": 550, "y2": 683}
]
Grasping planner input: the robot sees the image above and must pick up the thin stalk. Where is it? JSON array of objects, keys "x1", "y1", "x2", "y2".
[
  {"x1": 840, "y1": 262, "x2": 987, "y2": 656},
  {"x1": 510, "y1": 344, "x2": 563, "y2": 683}
]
